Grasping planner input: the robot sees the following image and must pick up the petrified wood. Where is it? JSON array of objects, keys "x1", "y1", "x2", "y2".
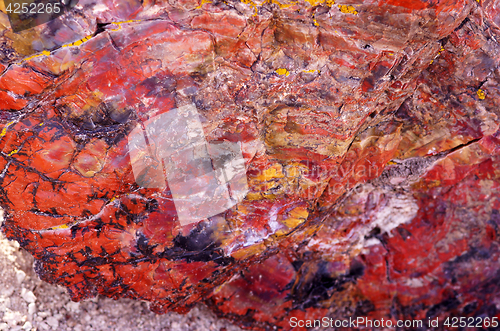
[{"x1": 1, "y1": 0, "x2": 499, "y2": 329}]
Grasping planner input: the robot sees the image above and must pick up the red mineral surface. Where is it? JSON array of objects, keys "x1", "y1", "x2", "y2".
[{"x1": 0, "y1": 0, "x2": 499, "y2": 329}]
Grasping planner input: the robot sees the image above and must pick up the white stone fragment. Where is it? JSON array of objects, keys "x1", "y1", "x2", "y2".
[
  {"x1": 38, "y1": 321, "x2": 49, "y2": 331},
  {"x1": 21, "y1": 289, "x2": 36, "y2": 304},
  {"x1": 45, "y1": 316, "x2": 59, "y2": 329},
  {"x1": 37, "y1": 311, "x2": 50, "y2": 318},
  {"x1": 28, "y1": 303, "x2": 36, "y2": 316},
  {"x1": 15, "y1": 270, "x2": 26, "y2": 284},
  {"x1": 65, "y1": 301, "x2": 80, "y2": 312},
  {"x1": 1, "y1": 286, "x2": 14, "y2": 297},
  {"x1": 2, "y1": 309, "x2": 23, "y2": 326}
]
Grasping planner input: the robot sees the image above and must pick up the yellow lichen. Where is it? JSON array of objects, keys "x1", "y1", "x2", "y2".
[
  {"x1": 0, "y1": 121, "x2": 15, "y2": 138},
  {"x1": 477, "y1": 89, "x2": 486, "y2": 100},
  {"x1": 62, "y1": 35, "x2": 93, "y2": 48},
  {"x1": 275, "y1": 68, "x2": 290, "y2": 76},
  {"x1": 236, "y1": 0, "x2": 333, "y2": 16},
  {"x1": 7, "y1": 149, "x2": 18, "y2": 156},
  {"x1": 268, "y1": 0, "x2": 295, "y2": 8},
  {"x1": 304, "y1": 0, "x2": 335, "y2": 6},
  {"x1": 17, "y1": 49, "x2": 52, "y2": 64},
  {"x1": 304, "y1": 0, "x2": 323, "y2": 6},
  {"x1": 302, "y1": 69, "x2": 320, "y2": 74},
  {"x1": 196, "y1": 0, "x2": 212, "y2": 8},
  {"x1": 338, "y1": 4, "x2": 357, "y2": 14},
  {"x1": 14, "y1": 20, "x2": 138, "y2": 65},
  {"x1": 49, "y1": 224, "x2": 70, "y2": 230},
  {"x1": 304, "y1": 0, "x2": 335, "y2": 7},
  {"x1": 240, "y1": 0, "x2": 259, "y2": 16},
  {"x1": 109, "y1": 19, "x2": 142, "y2": 32}
]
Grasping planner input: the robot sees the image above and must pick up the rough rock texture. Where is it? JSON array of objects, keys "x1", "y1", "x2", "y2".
[
  {"x1": 0, "y1": 226, "x2": 243, "y2": 331},
  {"x1": 1, "y1": 0, "x2": 499, "y2": 330}
]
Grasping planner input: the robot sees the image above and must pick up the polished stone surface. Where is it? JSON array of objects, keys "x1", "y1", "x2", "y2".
[{"x1": 1, "y1": 0, "x2": 499, "y2": 329}]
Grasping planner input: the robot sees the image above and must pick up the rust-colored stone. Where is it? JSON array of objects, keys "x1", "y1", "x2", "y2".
[{"x1": 0, "y1": 0, "x2": 499, "y2": 329}]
